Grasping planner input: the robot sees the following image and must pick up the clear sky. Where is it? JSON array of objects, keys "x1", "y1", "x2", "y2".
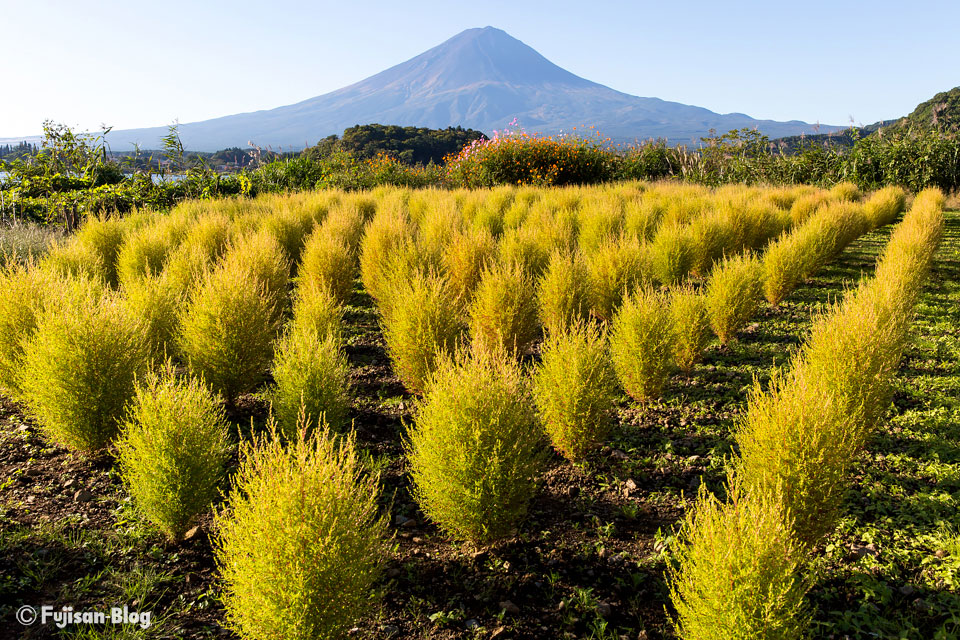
[{"x1": 2, "y1": 0, "x2": 957, "y2": 138}]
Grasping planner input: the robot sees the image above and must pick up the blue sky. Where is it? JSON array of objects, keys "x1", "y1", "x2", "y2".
[{"x1": 2, "y1": 0, "x2": 957, "y2": 137}]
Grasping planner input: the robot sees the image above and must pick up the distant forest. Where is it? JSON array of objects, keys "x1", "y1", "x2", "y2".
[
  {"x1": 303, "y1": 124, "x2": 486, "y2": 165},
  {"x1": 1, "y1": 124, "x2": 488, "y2": 172},
  {"x1": 0, "y1": 142, "x2": 39, "y2": 161}
]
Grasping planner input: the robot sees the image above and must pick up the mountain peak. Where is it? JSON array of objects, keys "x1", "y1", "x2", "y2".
[
  {"x1": 100, "y1": 27, "x2": 840, "y2": 151},
  {"x1": 446, "y1": 26, "x2": 515, "y2": 43},
  {"x1": 380, "y1": 26, "x2": 595, "y2": 90}
]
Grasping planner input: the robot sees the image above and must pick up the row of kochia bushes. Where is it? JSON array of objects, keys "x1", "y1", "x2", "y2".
[
  {"x1": 0, "y1": 181, "x2": 905, "y2": 638},
  {"x1": 666, "y1": 189, "x2": 945, "y2": 639},
  {"x1": 369, "y1": 184, "x2": 904, "y2": 403}
]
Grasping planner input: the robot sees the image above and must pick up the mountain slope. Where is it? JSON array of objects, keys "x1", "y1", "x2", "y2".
[
  {"x1": 893, "y1": 86, "x2": 960, "y2": 132},
  {"x1": 102, "y1": 27, "x2": 840, "y2": 151},
  {"x1": 770, "y1": 86, "x2": 960, "y2": 152}
]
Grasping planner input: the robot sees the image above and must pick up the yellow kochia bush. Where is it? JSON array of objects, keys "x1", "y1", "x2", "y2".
[
  {"x1": 215, "y1": 421, "x2": 388, "y2": 640},
  {"x1": 706, "y1": 253, "x2": 762, "y2": 345},
  {"x1": 788, "y1": 191, "x2": 830, "y2": 225},
  {"x1": 763, "y1": 201, "x2": 869, "y2": 305},
  {"x1": 177, "y1": 211, "x2": 234, "y2": 268},
  {"x1": 442, "y1": 228, "x2": 497, "y2": 305},
  {"x1": 537, "y1": 249, "x2": 592, "y2": 336},
  {"x1": 259, "y1": 206, "x2": 315, "y2": 266},
  {"x1": 667, "y1": 191, "x2": 945, "y2": 639},
  {"x1": 118, "y1": 365, "x2": 231, "y2": 541},
  {"x1": 268, "y1": 264, "x2": 350, "y2": 437},
  {"x1": 65, "y1": 214, "x2": 128, "y2": 287},
  {"x1": 270, "y1": 326, "x2": 352, "y2": 437},
  {"x1": 532, "y1": 321, "x2": 619, "y2": 461},
  {"x1": 469, "y1": 261, "x2": 540, "y2": 356},
  {"x1": 121, "y1": 271, "x2": 184, "y2": 363},
  {"x1": 219, "y1": 231, "x2": 291, "y2": 320},
  {"x1": 828, "y1": 181, "x2": 861, "y2": 202},
  {"x1": 577, "y1": 202, "x2": 624, "y2": 254},
  {"x1": 862, "y1": 185, "x2": 906, "y2": 229},
  {"x1": 320, "y1": 198, "x2": 371, "y2": 256},
  {"x1": 609, "y1": 287, "x2": 674, "y2": 402},
  {"x1": 650, "y1": 222, "x2": 695, "y2": 285},
  {"x1": 670, "y1": 285, "x2": 711, "y2": 373},
  {"x1": 738, "y1": 189, "x2": 945, "y2": 544},
  {"x1": 288, "y1": 278, "x2": 345, "y2": 346},
  {"x1": 116, "y1": 214, "x2": 188, "y2": 287},
  {"x1": 667, "y1": 484, "x2": 811, "y2": 640},
  {"x1": 268, "y1": 280, "x2": 349, "y2": 433},
  {"x1": 18, "y1": 285, "x2": 151, "y2": 451},
  {"x1": 585, "y1": 238, "x2": 651, "y2": 322},
  {"x1": 498, "y1": 225, "x2": 553, "y2": 278},
  {"x1": 162, "y1": 241, "x2": 220, "y2": 296},
  {"x1": 0, "y1": 262, "x2": 55, "y2": 398},
  {"x1": 299, "y1": 229, "x2": 356, "y2": 306},
  {"x1": 39, "y1": 237, "x2": 107, "y2": 284},
  {"x1": 359, "y1": 208, "x2": 412, "y2": 304},
  {"x1": 406, "y1": 344, "x2": 545, "y2": 543},
  {"x1": 381, "y1": 272, "x2": 465, "y2": 394},
  {"x1": 178, "y1": 260, "x2": 283, "y2": 404}
]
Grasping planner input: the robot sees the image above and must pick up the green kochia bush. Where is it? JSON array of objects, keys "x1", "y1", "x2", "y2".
[
  {"x1": 118, "y1": 366, "x2": 231, "y2": 541},
  {"x1": 609, "y1": 287, "x2": 673, "y2": 402},
  {"x1": 18, "y1": 287, "x2": 151, "y2": 451},
  {"x1": 0, "y1": 263, "x2": 53, "y2": 398},
  {"x1": 670, "y1": 285, "x2": 711, "y2": 373},
  {"x1": 215, "y1": 422, "x2": 388, "y2": 640},
  {"x1": 270, "y1": 327, "x2": 352, "y2": 436},
  {"x1": 381, "y1": 272, "x2": 465, "y2": 394},
  {"x1": 706, "y1": 253, "x2": 762, "y2": 345},
  {"x1": 532, "y1": 322, "x2": 618, "y2": 461},
  {"x1": 406, "y1": 345, "x2": 545, "y2": 543},
  {"x1": 667, "y1": 485, "x2": 811, "y2": 640},
  {"x1": 178, "y1": 261, "x2": 283, "y2": 404}
]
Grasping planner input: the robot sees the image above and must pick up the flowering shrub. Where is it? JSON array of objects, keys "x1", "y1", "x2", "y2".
[{"x1": 443, "y1": 121, "x2": 614, "y2": 188}]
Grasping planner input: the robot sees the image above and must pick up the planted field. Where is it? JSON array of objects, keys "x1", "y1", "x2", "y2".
[{"x1": 0, "y1": 182, "x2": 957, "y2": 640}]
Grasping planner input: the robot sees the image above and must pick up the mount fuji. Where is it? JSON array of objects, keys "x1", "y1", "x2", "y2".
[{"x1": 101, "y1": 26, "x2": 840, "y2": 151}]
